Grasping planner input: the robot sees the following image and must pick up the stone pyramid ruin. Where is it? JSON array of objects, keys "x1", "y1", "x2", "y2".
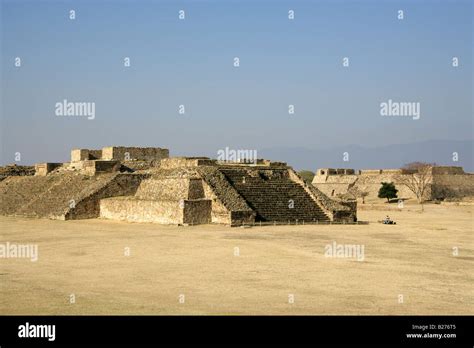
[{"x1": 0, "y1": 146, "x2": 357, "y2": 226}]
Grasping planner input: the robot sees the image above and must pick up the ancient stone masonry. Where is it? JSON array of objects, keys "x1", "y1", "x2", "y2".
[
  {"x1": 312, "y1": 167, "x2": 474, "y2": 201},
  {"x1": 71, "y1": 149, "x2": 102, "y2": 162},
  {"x1": 101, "y1": 146, "x2": 169, "y2": 162},
  {"x1": 289, "y1": 169, "x2": 356, "y2": 222},
  {"x1": 35, "y1": 163, "x2": 63, "y2": 176},
  {"x1": 218, "y1": 167, "x2": 329, "y2": 223},
  {"x1": 68, "y1": 146, "x2": 169, "y2": 174},
  {"x1": 0, "y1": 146, "x2": 356, "y2": 225}
]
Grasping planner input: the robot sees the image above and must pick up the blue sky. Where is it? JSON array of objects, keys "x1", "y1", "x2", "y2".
[{"x1": 1, "y1": 0, "x2": 472, "y2": 168}]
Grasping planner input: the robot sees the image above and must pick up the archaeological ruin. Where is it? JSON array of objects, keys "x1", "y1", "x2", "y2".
[
  {"x1": 312, "y1": 167, "x2": 474, "y2": 201},
  {"x1": 0, "y1": 146, "x2": 357, "y2": 226}
]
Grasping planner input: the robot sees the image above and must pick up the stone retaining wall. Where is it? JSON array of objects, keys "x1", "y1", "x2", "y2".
[
  {"x1": 312, "y1": 166, "x2": 474, "y2": 201},
  {"x1": 34, "y1": 163, "x2": 63, "y2": 176},
  {"x1": 102, "y1": 146, "x2": 169, "y2": 161},
  {"x1": 100, "y1": 197, "x2": 211, "y2": 224}
]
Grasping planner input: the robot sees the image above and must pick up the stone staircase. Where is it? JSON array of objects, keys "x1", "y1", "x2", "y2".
[{"x1": 220, "y1": 169, "x2": 330, "y2": 222}]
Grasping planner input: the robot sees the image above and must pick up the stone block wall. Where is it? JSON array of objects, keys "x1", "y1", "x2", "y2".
[
  {"x1": 230, "y1": 211, "x2": 258, "y2": 226},
  {"x1": 83, "y1": 160, "x2": 121, "y2": 176},
  {"x1": 135, "y1": 178, "x2": 192, "y2": 200},
  {"x1": 71, "y1": 149, "x2": 102, "y2": 162},
  {"x1": 160, "y1": 157, "x2": 216, "y2": 169},
  {"x1": 356, "y1": 174, "x2": 419, "y2": 200},
  {"x1": 189, "y1": 178, "x2": 205, "y2": 199},
  {"x1": 312, "y1": 166, "x2": 474, "y2": 201},
  {"x1": 317, "y1": 168, "x2": 356, "y2": 176},
  {"x1": 431, "y1": 173, "x2": 474, "y2": 199},
  {"x1": 71, "y1": 147, "x2": 169, "y2": 170},
  {"x1": 100, "y1": 197, "x2": 183, "y2": 224},
  {"x1": 101, "y1": 146, "x2": 169, "y2": 161},
  {"x1": 183, "y1": 199, "x2": 212, "y2": 224},
  {"x1": 99, "y1": 197, "x2": 211, "y2": 225},
  {"x1": 431, "y1": 166, "x2": 465, "y2": 175},
  {"x1": 359, "y1": 169, "x2": 383, "y2": 175},
  {"x1": 35, "y1": 163, "x2": 63, "y2": 176}
]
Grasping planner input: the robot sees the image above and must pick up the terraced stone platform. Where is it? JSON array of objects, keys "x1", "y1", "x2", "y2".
[
  {"x1": 0, "y1": 172, "x2": 142, "y2": 219},
  {"x1": 0, "y1": 146, "x2": 357, "y2": 225}
]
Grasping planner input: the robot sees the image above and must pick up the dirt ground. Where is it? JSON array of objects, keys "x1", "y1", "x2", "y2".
[{"x1": 0, "y1": 202, "x2": 472, "y2": 315}]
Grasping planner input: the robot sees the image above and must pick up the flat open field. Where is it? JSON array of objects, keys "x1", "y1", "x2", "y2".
[{"x1": 0, "y1": 203, "x2": 472, "y2": 315}]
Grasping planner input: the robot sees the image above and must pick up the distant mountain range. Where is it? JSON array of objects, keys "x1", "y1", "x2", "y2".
[{"x1": 259, "y1": 140, "x2": 474, "y2": 173}]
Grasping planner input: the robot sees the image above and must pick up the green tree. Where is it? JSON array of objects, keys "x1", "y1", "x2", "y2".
[
  {"x1": 299, "y1": 170, "x2": 315, "y2": 184},
  {"x1": 378, "y1": 182, "x2": 398, "y2": 202}
]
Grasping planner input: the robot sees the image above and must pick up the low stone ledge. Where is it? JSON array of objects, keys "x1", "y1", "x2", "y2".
[{"x1": 34, "y1": 163, "x2": 63, "y2": 176}]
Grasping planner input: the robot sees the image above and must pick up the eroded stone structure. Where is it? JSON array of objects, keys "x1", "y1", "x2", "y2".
[
  {"x1": 312, "y1": 167, "x2": 474, "y2": 201},
  {"x1": 0, "y1": 146, "x2": 356, "y2": 225}
]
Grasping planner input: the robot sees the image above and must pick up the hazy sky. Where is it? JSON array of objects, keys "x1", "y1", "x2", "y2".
[{"x1": 1, "y1": 0, "x2": 472, "y2": 165}]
